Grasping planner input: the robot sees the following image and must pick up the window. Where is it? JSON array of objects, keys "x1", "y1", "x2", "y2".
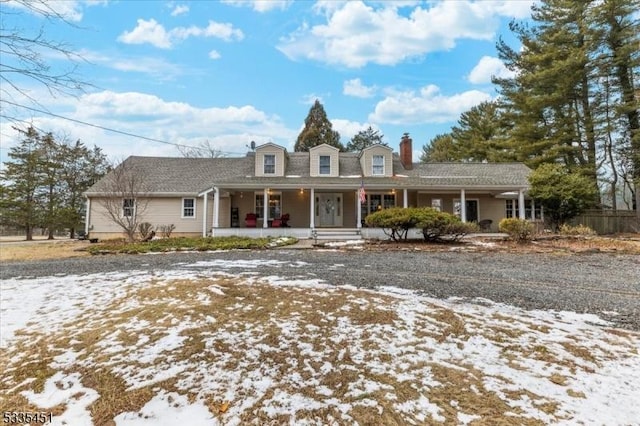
[
  {"x1": 255, "y1": 192, "x2": 281, "y2": 220},
  {"x1": 372, "y1": 155, "x2": 384, "y2": 175},
  {"x1": 505, "y1": 199, "x2": 542, "y2": 220},
  {"x1": 263, "y1": 154, "x2": 275, "y2": 174},
  {"x1": 182, "y1": 198, "x2": 195, "y2": 218},
  {"x1": 431, "y1": 199, "x2": 442, "y2": 212},
  {"x1": 361, "y1": 193, "x2": 396, "y2": 217},
  {"x1": 319, "y1": 155, "x2": 331, "y2": 175},
  {"x1": 123, "y1": 198, "x2": 135, "y2": 217}
]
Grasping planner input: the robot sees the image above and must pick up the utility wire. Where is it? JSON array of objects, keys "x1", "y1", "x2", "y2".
[{"x1": 0, "y1": 99, "x2": 246, "y2": 157}]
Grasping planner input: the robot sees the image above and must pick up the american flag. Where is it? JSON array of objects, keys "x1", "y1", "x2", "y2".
[{"x1": 359, "y1": 181, "x2": 366, "y2": 204}]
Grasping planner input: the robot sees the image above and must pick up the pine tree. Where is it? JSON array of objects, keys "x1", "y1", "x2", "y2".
[
  {"x1": 450, "y1": 101, "x2": 512, "y2": 162},
  {"x1": 420, "y1": 134, "x2": 459, "y2": 162},
  {"x1": 345, "y1": 126, "x2": 386, "y2": 152},
  {"x1": 0, "y1": 127, "x2": 45, "y2": 240},
  {"x1": 294, "y1": 100, "x2": 343, "y2": 152}
]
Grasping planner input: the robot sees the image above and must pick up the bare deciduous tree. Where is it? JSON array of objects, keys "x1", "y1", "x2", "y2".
[
  {"x1": 0, "y1": 0, "x2": 91, "y2": 120},
  {"x1": 176, "y1": 140, "x2": 224, "y2": 158},
  {"x1": 98, "y1": 159, "x2": 150, "y2": 242}
]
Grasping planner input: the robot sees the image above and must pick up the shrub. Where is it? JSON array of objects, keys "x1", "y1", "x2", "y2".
[
  {"x1": 158, "y1": 224, "x2": 175, "y2": 238},
  {"x1": 365, "y1": 207, "x2": 477, "y2": 242},
  {"x1": 559, "y1": 224, "x2": 597, "y2": 236},
  {"x1": 365, "y1": 207, "x2": 416, "y2": 241},
  {"x1": 138, "y1": 222, "x2": 154, "y2": 240},
  {"x1": 499, "y1": 218, "x2": 533, "y2": 243}
]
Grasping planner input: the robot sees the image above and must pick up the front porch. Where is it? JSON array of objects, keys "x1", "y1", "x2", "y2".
[{"x1": 200, "y1": 186, "x2": 536, "y2": 237}]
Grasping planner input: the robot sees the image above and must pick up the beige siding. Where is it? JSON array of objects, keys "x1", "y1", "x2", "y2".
[
  {"x1": 255, "y1": 144, "x2": 286, "y2": 177},
  {"x1": 359, "y1": 145, "x2": 393, "y2": 177},
  {"x1": 309, "y1": 145, "x2": 339, "y2": 177},
  {"x1": 90, "y1": 195, "x2": 235, "y2": 237},
  {"x1": 415, "y1": 193, "x2": 511, "y2": 231}
]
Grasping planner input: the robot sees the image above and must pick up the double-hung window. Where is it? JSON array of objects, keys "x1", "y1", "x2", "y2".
[
  {"x1": 505, "y1": 199, "x2": 542, "y2": 220},
  {"x1": 123, "y1": 198, "x2": 135, "y2": 217},
  {"x1": 319, "y1": 155, "x2": 331, "y2": 175},
  {"x1": 182, "y1": 198, "x2": 195, "y2": 218},
  {"x1": 255, "y1": 193, "x2": 281, "y2": 220},
  {"x1": 264, "y1": 154, "x2": 275, "y2": 174},
  {"x1": 372, "y1": 155, "x2": 384, "y2": 175}
]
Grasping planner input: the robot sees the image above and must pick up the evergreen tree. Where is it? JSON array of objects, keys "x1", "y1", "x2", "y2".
[
  {"x1": 294, "y1": 100, "x2": 343, "y2": 151},
  {"x1": 58, "y1": 141, "x2": 110, "y2": 238},
  {"x1": 345, "y1": 126, "x2": 386, "y2": 152},
  {"x1": 420, "y1": 134, "x2": 459, "y2": 162},
  {"x1": 37, "y1": 132, "x2": 64, "y2": 239},
  {"x1": 0, "y1": 127, "x2": 45, "y2": 240},
  {"x1": 450, "y1": 101, "x2": 512, "y2": 162}
]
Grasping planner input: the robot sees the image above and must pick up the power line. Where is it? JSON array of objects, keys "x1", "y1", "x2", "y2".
[{"x1": 0, "y1": 99, "x2": 246, "y2": 157}]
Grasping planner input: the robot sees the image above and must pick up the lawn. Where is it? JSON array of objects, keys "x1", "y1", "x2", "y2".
[{"x1": 1, "y1": 258, "x2": 638, "y2": 425}]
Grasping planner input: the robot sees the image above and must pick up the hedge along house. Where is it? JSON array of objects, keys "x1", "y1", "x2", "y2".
[{"x1": 84, "y1": 135, "x2": 538, "y2": 240}]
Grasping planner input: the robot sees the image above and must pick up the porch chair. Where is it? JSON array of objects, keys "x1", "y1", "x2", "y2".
[
  {"x1": 280, "y1": 213, "x2": 290, "y2": 227},
  {"x1": 478, "y1": 219, "x2": 493, "y2": 232},
  {"x1": 245, "y1": 213, "x2": 257, "y2": 228}
]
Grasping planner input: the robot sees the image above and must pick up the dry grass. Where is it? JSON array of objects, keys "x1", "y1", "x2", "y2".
[
  {"x1": 2, "y1": 275, "x2": 638, "y2": 425},
  {"x1": 0, "y1": 240, "x2": 89, "y2": 262}
]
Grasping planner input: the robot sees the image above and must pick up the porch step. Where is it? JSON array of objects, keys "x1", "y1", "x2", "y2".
[{"x1": 312, "y1": 228, "x2": 362, "y2": 242}]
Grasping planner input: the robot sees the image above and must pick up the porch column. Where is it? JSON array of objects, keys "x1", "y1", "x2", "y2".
[
  {"x1": 518, "y1": 189, "x2": 525, "y2": 219},
  {"x1": 460, "y1": 189, "x2": 467, "y2": 223},
  {"x1": 403, "y1": 189, "x2": 408, "y2": 208},
  {"x1": 85, "y1": 198, "x2": 91, "y2": 234},
  {"x1": 263, "y1": 188, "x2": 269, "y2": 228},
  {"x1": 213, "y1": 187, "x2": 220, "y2": 228},
  {"x1": 356, "y1": 189, "x2": 362, "y2": 229},
  {"x1": 309, "y1": 188, "x2": 315, "y2": 228},
  {"x1": 202, "y1": 192, "x2": 208, "y2": 236}
]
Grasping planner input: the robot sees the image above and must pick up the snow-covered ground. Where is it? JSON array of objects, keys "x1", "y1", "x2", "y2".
[{"x1": 1, "y1": 258, "x2": 639, "y2": 425}]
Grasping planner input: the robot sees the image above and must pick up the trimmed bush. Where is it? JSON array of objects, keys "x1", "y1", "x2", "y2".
[
  {"x1": 499, "y1": 218, "x2": 533, "y2": 242},
  {"x1": 559, "y1": 224, "x2": 597, "y2": 236},
  {"x1": 365, "y1": 207, "x2": 478, "y2": 242}
]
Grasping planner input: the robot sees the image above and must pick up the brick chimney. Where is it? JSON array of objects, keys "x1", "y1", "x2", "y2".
[{"x1": 399, "y1": 133, "x2": 413, "y2": 170}]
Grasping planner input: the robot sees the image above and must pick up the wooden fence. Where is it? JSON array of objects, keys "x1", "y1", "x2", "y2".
[{"x1": 569, "y1": 209, "x2": 639, "y2": 234}]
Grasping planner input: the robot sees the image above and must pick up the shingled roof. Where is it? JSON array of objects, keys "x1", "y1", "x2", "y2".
[{"x1": 86, "y1": 153, "x2": 531, "y2": 196}]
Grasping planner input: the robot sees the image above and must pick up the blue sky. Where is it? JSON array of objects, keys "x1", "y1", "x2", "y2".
[{"x1": 1, "y1": 0, "x2": 534, "y2": 163}]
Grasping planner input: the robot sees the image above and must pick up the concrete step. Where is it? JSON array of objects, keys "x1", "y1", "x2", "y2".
[{"x1": 312, "y1": 228, "x2": 362, "y2": 241}]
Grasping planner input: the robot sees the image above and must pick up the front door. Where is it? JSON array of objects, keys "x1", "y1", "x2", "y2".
[
  {"x1": 316, "y1": 193, "x2": 343, "y2": 227},
  {"x1": 466, "y1": 200, "x2": 479, "y2": 223}
]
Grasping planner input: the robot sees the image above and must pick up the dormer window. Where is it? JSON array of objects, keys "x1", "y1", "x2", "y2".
[
  {"x1": 372, "y1": 155, "x2": 384, "y2": 175},
  {"x1": 319, "y1": 155, "x2": 331, "y2": 175},
  {"x1": 264, "y1": 154, "x2": 275, "y2": 174}
]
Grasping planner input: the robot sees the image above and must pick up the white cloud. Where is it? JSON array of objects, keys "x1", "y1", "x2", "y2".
[
  {"x1": 222, "y1": 0, "x2": 292, "y2": 13},
  {"x1": 170, "y1": 4, "x2": 190, "y2": 16},
  {"x1": 1, "y1": 90, "x2": 296, "y2": 161},
  {"x1": 208, "y1": 50, "x2": 221, "y2": 60},
  {"x1": 278, "y1": 1, "x2": 533, "y2": 68},
  {"x1": 331, "y1": 119, "x2": 382, "y2": 142},
  {"x1": 4, "y1": 0, "x2": 87, "y2": 22},
  {"x1": 343, "y1": 78, "x2": 376, "y2": 98},
  {"x1": 118, "y1": 19, "x2": 173, "y2": 49},
  {"x1": 118, "y1": 19, "x2": 244, "y2": 49},
  {"x1": 468, "y1": 56, "x2": 514, "y2": 84},
  {"x1": 369, "y1": 85, "x2": 492, "y2": 124},
  {"x1": 300, "y1": 94, "x2": 324, "y2": 105}
]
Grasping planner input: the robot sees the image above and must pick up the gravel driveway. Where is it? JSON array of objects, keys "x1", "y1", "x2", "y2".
[{"x1": 2, "y1": 249, "x2": 639, "y2": 330}]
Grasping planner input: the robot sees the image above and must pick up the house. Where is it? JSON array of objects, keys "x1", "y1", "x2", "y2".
[{"x1": 84, "y1": 135, "x2": 538, "y2": 239}]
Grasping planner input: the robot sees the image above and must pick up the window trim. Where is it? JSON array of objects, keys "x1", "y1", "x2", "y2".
[
  {"x1": 181, "y1": 197, "x2": 196, "y2": 219},
  {"x1": 319, "y1": 155, "x2": 331, "y2": 175},
  {"x1": 263, "y1": 154, "x2": 276, "y2": 175},
  {"x1": 372, "y1": 155, "x2": 385, "y2": 176},
  {"x1": 122, "y1": 198, "x2": 135, "y2": 218},
  {"x1": 505, "y1": 199, "x2": 542, "y2": 220},
  {"x1": 254, "y1": 191, "x2": 282, "y2": 220}
]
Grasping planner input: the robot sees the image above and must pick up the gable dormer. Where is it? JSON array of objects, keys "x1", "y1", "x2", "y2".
[
  {"x1": 359, "y1": 144, "x2": 394, "y2": 177},
  {"x1": 255, "y1": 142, "x2": 287, "y2": 177},
  {"x1": 309, "y1": 144, "x2": 340, "y2": 177}
]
